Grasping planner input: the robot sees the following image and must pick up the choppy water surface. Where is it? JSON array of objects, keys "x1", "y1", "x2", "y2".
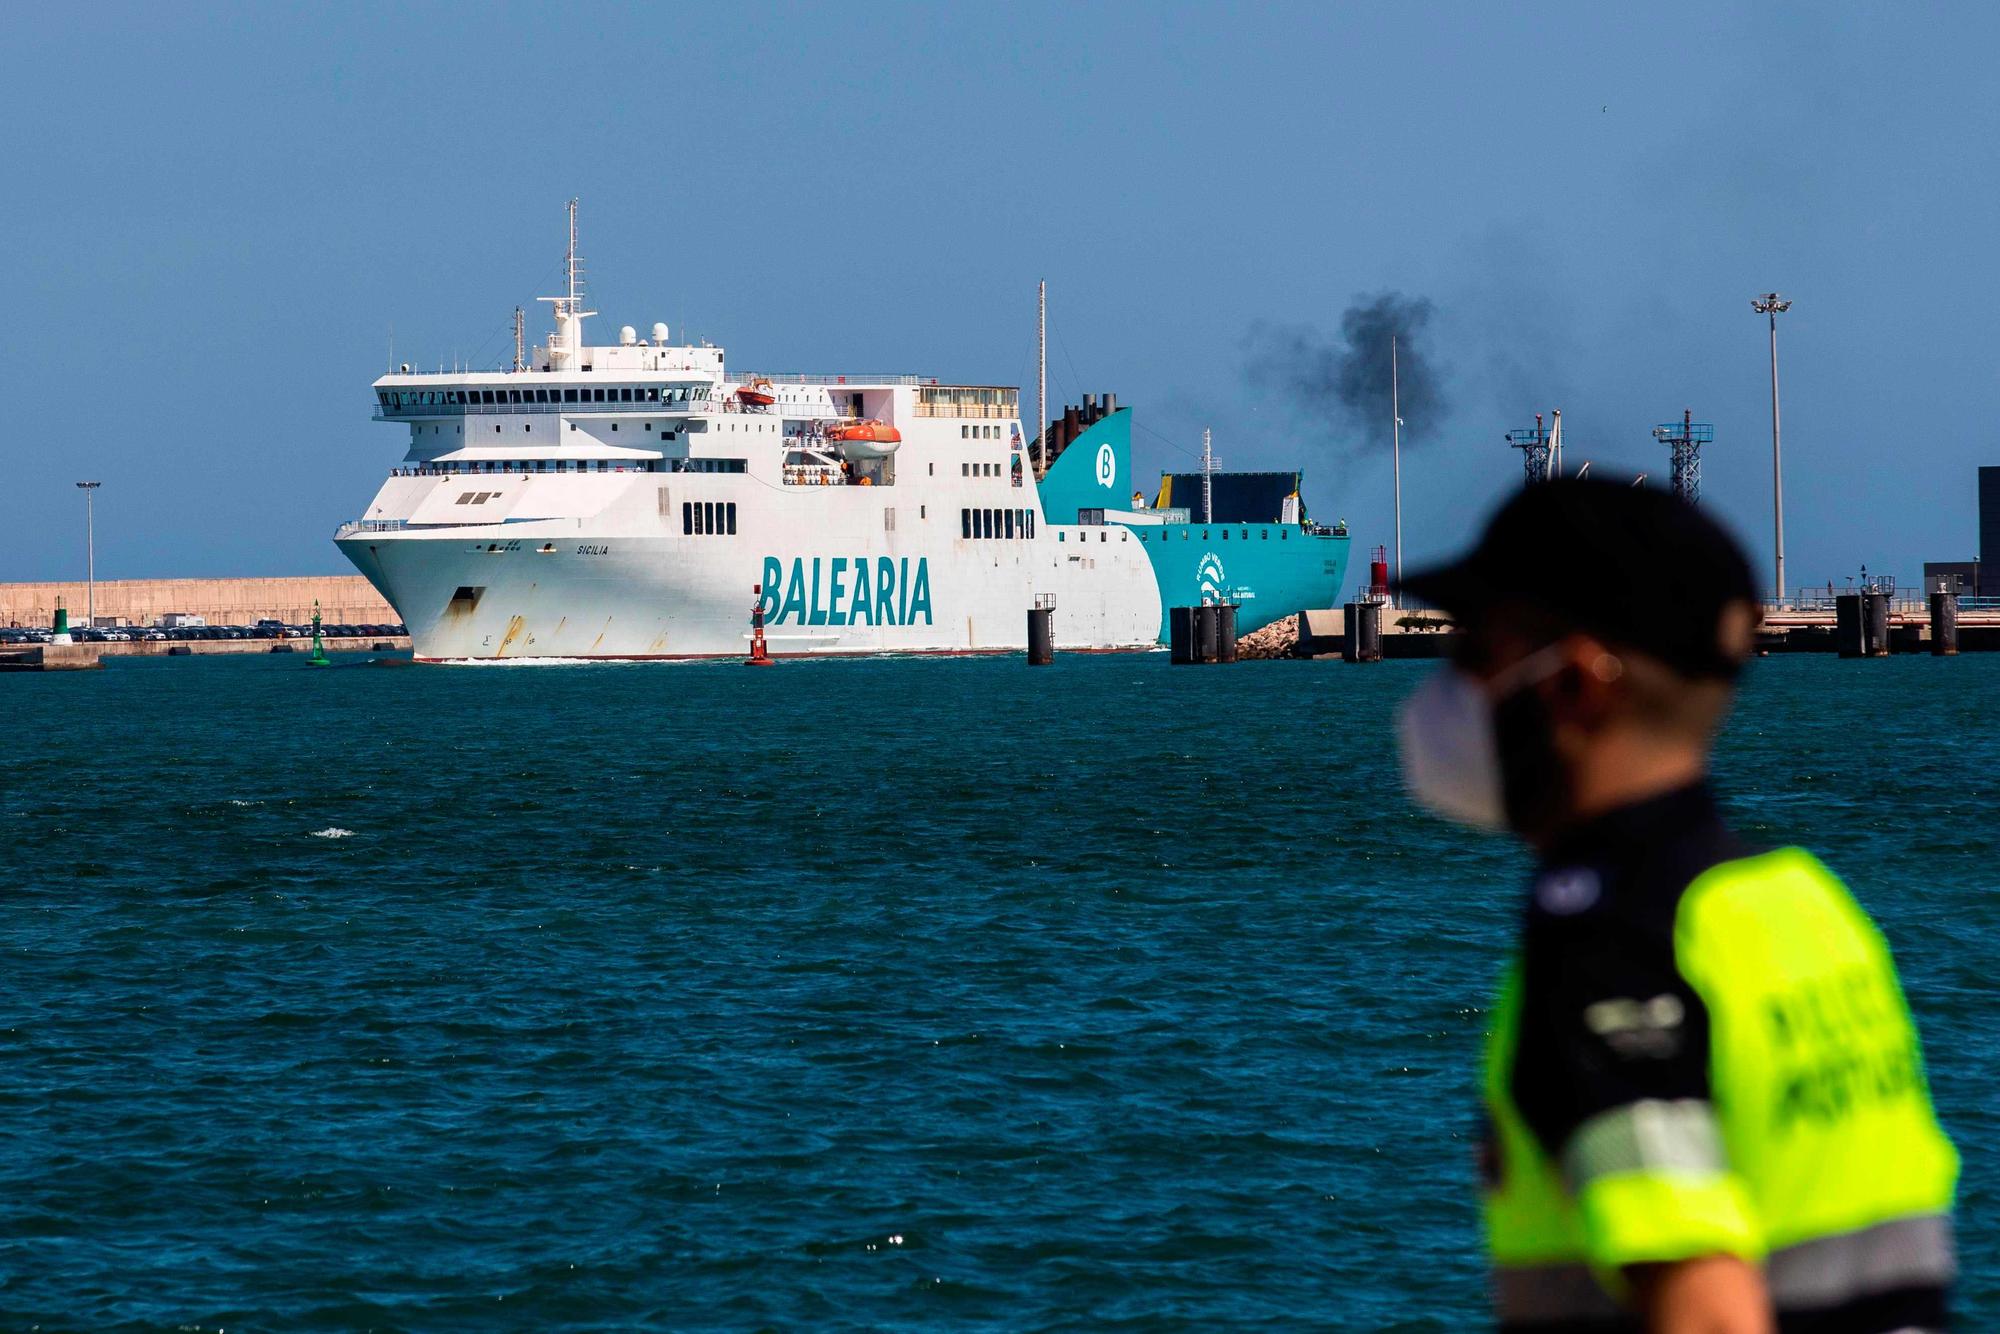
[{"x1": 3, "y1": 652, "x2": 1994, "y2": 1329}]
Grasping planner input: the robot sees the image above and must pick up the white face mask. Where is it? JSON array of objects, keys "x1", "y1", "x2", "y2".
[{"x1": 1396, "y1": 647, "x2": 1570, "y2": 831}]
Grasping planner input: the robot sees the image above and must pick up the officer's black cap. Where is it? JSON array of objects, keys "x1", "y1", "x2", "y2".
[{"x1": 1399, "y1": 479, "x2": 1759, "y2": 678}]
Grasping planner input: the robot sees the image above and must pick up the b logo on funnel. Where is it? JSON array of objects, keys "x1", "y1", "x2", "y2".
[{"x1": 1095, "y1": 442, "x2": 1115, "y2": 488}]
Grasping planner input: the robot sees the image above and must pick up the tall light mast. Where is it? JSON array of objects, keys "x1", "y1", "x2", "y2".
[
  {"x1": 1752, "y1": 293, "x2": 1792, "y2": 604},
  {"x1": 76, "y1": 481, "x2": 101, "y2": 628},
  {"x1": 1391, "y1": 335, "x2": 1403, "y2": 589},
  {"x1": 512, "y1": 306, "x2": 525, "y2": 372}
]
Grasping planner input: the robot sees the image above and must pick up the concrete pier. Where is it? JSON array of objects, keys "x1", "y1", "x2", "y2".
[
  {"x1": 0, "y1": 575, "x2": 394, "y2": 630},
  {"x1": 0, "y1": 636, "x2": 410, "y2": 671}
]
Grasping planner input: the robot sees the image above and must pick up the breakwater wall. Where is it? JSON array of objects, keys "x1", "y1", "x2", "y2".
[{"x1": 0, "y1": 576, "x2": 393, "y2": 628}]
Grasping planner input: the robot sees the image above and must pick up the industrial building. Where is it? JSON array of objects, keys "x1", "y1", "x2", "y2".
[{"x1": 1923, "y1": 466, "x2": 1998, "y2": 597}]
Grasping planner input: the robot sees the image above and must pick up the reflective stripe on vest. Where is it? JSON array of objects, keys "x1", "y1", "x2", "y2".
[
  {"x1": 1494, "y1": 1212, "x2": 1953, "y2": 1327},
  {"x1": 1767, "y1": 1213, "x2": 1955, "y2": 1311}
]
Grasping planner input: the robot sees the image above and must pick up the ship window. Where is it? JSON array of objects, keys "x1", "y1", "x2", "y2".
[
  {"x1": 961, "y1": 426, "x2": 969, "y2": 439},
  {"x1": 1222, "y1": 530, "x2": 1228, "y2": 540},
  {"x1": 1242, "y1": 529, "x2": 1249, "y2": 541},
  {"x1": 1280, "y1": 529, "x2": 1287, "y2": 540},
  {"x1": 525, "y1": 423, "x2": 532, "y2": 433},
  {"x1": 727, "y1": 502, "x2": 738, "y2": 534},
  {"x1": 884, "y1": 508, "x2": 896, "y2": 533},
  {"x1": 1262, "y1": 528, "x2": 1268, "y2": 540},
  {"x1": 619, "y1": 388, "x2": 632, "y2": 402},
  {"x1": 563, "y1": 388, "x2": 578, "y2": 403},
  {"x1": 1182, "y1": 529, "x2": 1188, "y2": 540},
  {"x1": 961, "y1": 509, "x2": 971, "y2": 538},
  {"x1": 1005, "y1": 510, "x2": 1015, "y2": 539},
  {"x1": 682, "y1": 501, "x2": 692, "y2": 534},
  {"x1": 495, "y1": 424, "x2": 501, "y2": 433}
]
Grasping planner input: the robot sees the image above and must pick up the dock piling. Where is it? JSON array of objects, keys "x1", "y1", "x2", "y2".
[
  {"x1": 1930, "y1": 591, "x2": 1959, "y2": 657},
  {"x1": 1027, "y1": 604, "x2": 1054, "y2": 665},
  {"x1": 1863, "y1": 592, "x2": 1890, "y2": 657},
  {"x1": 1835, "y1": 594, "x2": 1866, "y2": 658},
  {"x1": 1343, "y1": 601, "x2": 1383, "y2": 663}
]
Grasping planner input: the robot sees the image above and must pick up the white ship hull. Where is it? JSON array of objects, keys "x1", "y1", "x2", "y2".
[{"x1": 339, "y1": 497, "x2": 1161, "y2": 661}]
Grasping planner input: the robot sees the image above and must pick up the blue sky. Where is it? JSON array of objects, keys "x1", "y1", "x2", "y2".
[{"x1": 3, "y1": 2, "x2": 1994, "y2": 593}]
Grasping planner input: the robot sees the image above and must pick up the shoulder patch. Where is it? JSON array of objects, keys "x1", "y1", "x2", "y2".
[{"x1": 1535, "y1": 866, "x2": 1602, "y2": 916}]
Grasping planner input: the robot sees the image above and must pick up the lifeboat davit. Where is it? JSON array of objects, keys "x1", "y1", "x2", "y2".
[
  {"x1": 827, "y1": 419, "x2": 902, "y2": 458},
  {"x1": 736, "y1": 378, "x2": 777, "y2": 407}
]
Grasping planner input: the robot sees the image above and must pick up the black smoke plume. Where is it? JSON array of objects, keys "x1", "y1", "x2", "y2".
[{"x1": 1246, "y1": 293, "x2": 1448, "y2": 452}]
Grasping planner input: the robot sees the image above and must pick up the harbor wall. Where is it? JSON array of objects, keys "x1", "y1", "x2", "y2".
[{"x1": 0, "y1": 576, "x2": 394, "y2": 628}]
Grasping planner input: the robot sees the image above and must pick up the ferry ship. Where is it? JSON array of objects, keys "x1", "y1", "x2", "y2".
[{"x1": 335, "y1": 206, "x2": 1348, "y2": 661}]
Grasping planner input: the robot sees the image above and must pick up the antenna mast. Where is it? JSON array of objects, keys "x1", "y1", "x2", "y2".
[
  {"x1": 1037, "y1": 281, "x2": 1048, "y2": 478},
  {"x1": 536, "y1": 198, "x2": 595, "y2": 371},
  {"x1": 1201, "y1": 428, "x2": 1219, "y2": 524},
  {"x1": 512, "y1": 306, "x2": 525, "y2": 372},
  {"x1": 566, "y1": 197, "x2": 583, "y2": 308}
]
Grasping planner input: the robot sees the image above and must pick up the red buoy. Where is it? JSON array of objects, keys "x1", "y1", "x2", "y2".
[{"x1": 746, "y1": 585, "x2": 775, "y2": 666}]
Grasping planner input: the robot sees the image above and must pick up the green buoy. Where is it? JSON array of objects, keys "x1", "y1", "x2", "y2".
[{"x1": 308, "y1": 600, "x2": 331, "y2": 667}]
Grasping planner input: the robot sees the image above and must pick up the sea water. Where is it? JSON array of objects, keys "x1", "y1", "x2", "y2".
[{"x1": 2, "y1": 651, "x2": 1993, "y2": 1329}]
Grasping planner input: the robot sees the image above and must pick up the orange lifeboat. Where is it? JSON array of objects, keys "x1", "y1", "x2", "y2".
[
  {"x1": 827, "y1": 418, "x2": 902, "y2": 460},
  {"x1": 826, "y1": 420, "x2": 902, "y2": 445},
  {"x1": 736, "y1": 378, "x2": 777, "y2": 407}
]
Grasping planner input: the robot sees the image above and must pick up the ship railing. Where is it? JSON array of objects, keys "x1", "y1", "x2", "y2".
[
  {"x1": 909, "y1": 405, "x2": 1017, "y2": 419},
  {"x1": 374, "y1": 394, "x2": 717, "y2": 421},
  {"x1": 782, "y1": 463, "x2": 851, "y2": 487},
  {"x1": 727, "y1": 373, "x2": 926, "y2": 387},
  {"x1": 335, "y1": 519, "x2": 411, "y2": 538},
  {"x1": 373, "y1": 394, "x2": 861, "y2": 422}
]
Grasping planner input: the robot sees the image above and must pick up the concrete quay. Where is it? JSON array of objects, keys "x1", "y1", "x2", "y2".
[
  {"x1": 0, "y1": 575, "x2": 394, "y2": 630},
  {"x1": 1261, "y1": 603, "x2": 2000, "y2": 662},
  {"x1": 0, "y1": 637, "x2": 410, "y2": 671}
]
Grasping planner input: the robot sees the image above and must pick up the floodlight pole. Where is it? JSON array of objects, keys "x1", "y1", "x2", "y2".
[
  {"x1": 76, "y1": 481, "x2": 101, "y2": 627},
  {"x1": 1752, "y1": 293, "x2": 1791, "y2": 604},
  {"x1": 1391, "y1": 335, "x2": 1402, "y2": 591}
]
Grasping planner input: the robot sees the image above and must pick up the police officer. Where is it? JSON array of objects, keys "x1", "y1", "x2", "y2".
[{"x1": 1396, "y1": 480, "x2": 1958, "y2": 1333}]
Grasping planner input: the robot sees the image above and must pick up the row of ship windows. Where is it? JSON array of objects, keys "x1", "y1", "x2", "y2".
[
  {"x1": 381, "y1": 385, "x2": 707, "y2": 409},
  {"x1": 1137, "y1": 527, "x2": 1289, "y2": 541},
  {"x1": 684, "y1": 501, "x2": 739, "y2": 536},
  {"x1": 962, "y1": 462, "x2": 1017, "y2": 478},
  {"x1": 962, "y1": 508, "x2": 1037, "y2": 540},
  {"x1": 389, "y1": 458, "x2": 747, "y2": 476},
  {"x1": 960, "y1": 424, "x2": 1010, "y2": 439}
]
